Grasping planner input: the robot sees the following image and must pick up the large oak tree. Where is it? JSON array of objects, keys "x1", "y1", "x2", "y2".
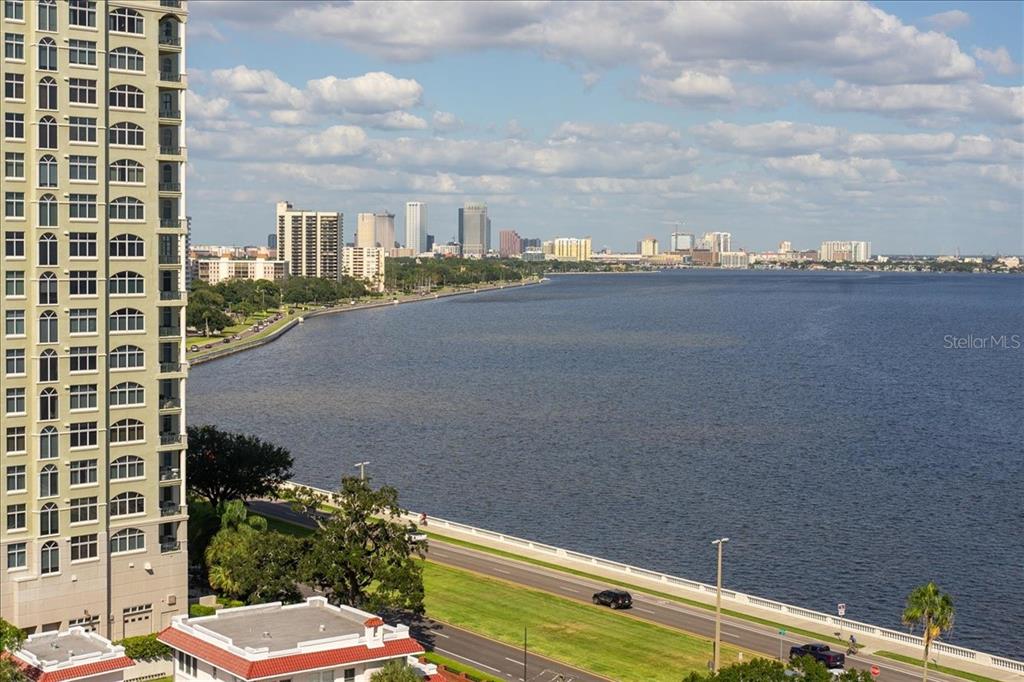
[{"x1": 186, "y1": 425, "x2": 293, "y2": 509}]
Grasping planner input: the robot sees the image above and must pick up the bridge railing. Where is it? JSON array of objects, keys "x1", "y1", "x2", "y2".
[{"x1": 276, "y1": 482, "x2": 1024, "y2": 676}]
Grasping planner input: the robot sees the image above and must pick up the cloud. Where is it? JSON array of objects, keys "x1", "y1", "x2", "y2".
[
  {"x1": 186, "y1": 91, "x2": 231, "y2": 121},
  {"x1": 296, "y1": 126, "x2": 369, "y2": 159},
  {"x1": 693, "y1": 120, "x2": 840, "y2": 155},
  {"x1": 208, "y1": 65, "x2": 303, "y2": 109},
  {"x1": 813, "y1": 81, "x2": 1024, "y2": 124},
  {"x1": 432, "y1": 111, "x2": 464, "y2": 132},
  {"x1": 923, "y1": 10, "x2": 970, "y2": 32},
  {"x1": 306, "y1": 72, "x2": 423, "y2": 114},
  {"x1": 581, "y1": 72, "x2": 602, "y2": 91},
  {"x1": 639, "y1": 71, "x2": 738, "y2": 105},
  {"x1": 347, "y1": 111, "x2": 429, "y2": 130},
  {"x1": 764, "y1": 154, "x2": 903, "y2": 183},
  {"x1": 973, "y1": 47, "x2": 1021, "y2": 76}
]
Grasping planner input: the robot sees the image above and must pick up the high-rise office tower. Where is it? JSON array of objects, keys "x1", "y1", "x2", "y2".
[
  {"x1": 670, "y1": 232, "x2": 695, "y2": 251},
  {"x1": 819, "y1": 240, "x2": 871, "y2": 262},
  {"x1": 699, "y1": 231, "x2": 732, "y2": 253},
  {"x1": 638, "y1": 236, "x2": 660, "y2": 256},
  {"x1": 356, "y1": 212, "x2": 395, "y2": 250},
  {"x1": 498, "y1": 230, "x2": 522, "y2": 258},
  {"x1": 275, "y1": 202, "x2": 342, "y2": 279},
  {"x1": 0, "y1": 0, "x2": 189, "y2": 638},
  {"x1": 458, "y1": 202, "x2": 490, "y2": 257},
  {"x1": 404, "y1": 202, "x2": 427, "y2": 253}
]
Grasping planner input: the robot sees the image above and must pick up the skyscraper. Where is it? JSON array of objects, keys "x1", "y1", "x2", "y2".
[
  {"x1": 276, "y1": 202, "x2": 342, "y2": 279},
  {"x1": 819, "y1": 241, "x2": 871, "y2": 262},
  {"x1": 699, "y1": 231, "x2": 732, "y2": 253},
  {"x1": 638, "y1": 236, "x2": 660, "y2": 256},
  {"x1": 498, "y1": 230, "x2": 522, "y2": 257},
  {"x1": 458, "y1": 202, "x2": 490, "y2": 257},
  {"x1": 356, "y1": 212, "x2": 395, "y2": 250},
  {"x1": 670, "y1": 232, "x2": 695, "y2": 251},
  {"x1": 404, "y1": 202, "x2": 427, "y2": 253},
  {"x1": 0, "y1": 0, "x2": 189, "y2": 638}
]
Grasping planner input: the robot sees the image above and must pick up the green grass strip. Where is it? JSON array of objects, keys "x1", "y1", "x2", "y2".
[
  {"x1": 424, "y1": 530, "x2": 847, "y2": 647},
  {"x1": 874, "y1": 651, "x2": 999, "y2": 682},
  {"x1": 421, "y1": 652, "x2": 505, "y2": 682},
  {"x1": 251, "y1": 513, "x2": 314, "y2": 538},
  {"x1": 423, "y1": 561, "x2": 750, "y2": 682}
]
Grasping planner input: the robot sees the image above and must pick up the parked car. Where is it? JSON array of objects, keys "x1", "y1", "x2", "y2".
[
  {"x1": 789, "y1": 644, "x2": 845, "y2": 670},
  {"x1": 592, "y1": 589, "x2": 632, "y2": 609},
  {"x1": 189, "y1": 345, "x2": 198, "y2": 352}
]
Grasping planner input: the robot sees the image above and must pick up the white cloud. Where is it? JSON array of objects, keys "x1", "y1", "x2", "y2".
[
  {"x1": 639, "y1": 71, "x2": 738, "y2": 104},
  {"x1": 432, "y1": 111, "x2": 464, "y2": 132},
  {"x1": 813, "y1": 81, "x2": 1024, "y2": 123},
  {"x1": 923, "y1": 10, "x2": 970, "y2": 32},
  {"x1": 305, "y1": 72, "x2": 423, "y2": 114},
  {"x1": 842, "y1": 132, "x2": 956, "y2": 157},
  {"x1": 764, "y1": 154, "x2": 903, "y2": 183},
  {"x1": 296, "y1": 126, "x2": 370, "y2": 159},
  {"x1": 186, "y1": 91, "x2": 231, "y2": 121},
  {"x1": 693, "y1": 120, "x2": 840, "y2": 155},
  {"x1": 973, "y1": 47, "x2": 1021, "y2": 76},
  {"x1": 348, "y1": 111, "x2": 429, "y2": 131}
]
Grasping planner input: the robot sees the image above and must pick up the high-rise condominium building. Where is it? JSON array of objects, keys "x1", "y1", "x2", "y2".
[
  {"x1": 545, "y1": 237, "x2": 592, "y2": 262},
  {"x1": 498, "y1": 230, "x2": 522, "y2": 258},
  {"x1": 819, "y1": 240, "x2": 871, "y2": 262},
  {"x1": 356, "y1": 212, "x2": 395, "y2": 250},
  {"x1": 275, "y1": 202, "x2": 342, "y2": 279},
  {"x1": 699, "y1": 231, "x2": 732, "y2": 253},
  {"x1": 341, "y1": 247, "x2": 386, "y2": 292},
  {"x1": 0, "y1": 0, "x2": 189, "y2": 638},
  {"x1": 670, "y1": 232, "x2": 695, "y2": 251},
  {"x1": 195, "y1": 258, "x2": 288, "y2": 285},
  {"x1": 779, "y1": 240, "x2": 793, "y2": 253},
  {"x1": 404, "y1": 202, "x2": 427, "y2": 253},
  {"x1": 638, "y1": 236, "x2": 659, "y2": 256},
  {"x1": 458, "y1": 203, "x2": 490, "y2": 257}
]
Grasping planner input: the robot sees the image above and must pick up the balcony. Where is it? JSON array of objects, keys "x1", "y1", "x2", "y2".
[
  {"x1": 159, "y1": 71, "x2": 181, "y2": 83},
  {"x1": 159, "y1": 35, "x2": 181, "y2": 48},
  {"x1": 159, "y1": 217, "x2": 183, "y2": 229},
  {"x1": 158, "y1": 252, "x2": 180, "y2": 265},
  {"x1": 160, "y1": 290, "x2": 184, "y2": 301},
  {"x1": 159, "y1": 465, "x2": 181, "y2": 481},
  {"x1": 158, "y1": 326, "x2": 180, "y2": 338},
  {"x1": 159, "y1": 146, "x2": 183, "y2": 157},
  {"x1": 160, "y1": 362, "x2": 182, "y2": 373},
  {"x1": 160, "y1": 0, "x2": 182, "y2": 7},
  {"x1": 159, "y1": 395, "x2": 181, "y2": 410},
  {"x1": 160, "y1": 503, "x2": 183, "y2": 517},
  {"x1": 159, "y1": 108, "x2": 181, "y2": 121},
  {"x1": 159, "y1": 182, "x2": 181, "y2": 193},
  {"x1": 160, "y1": 539, "x2": 181, "y2": 553}
]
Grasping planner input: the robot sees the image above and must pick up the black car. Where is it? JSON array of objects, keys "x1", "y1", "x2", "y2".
[
  {"x1": 789, "y1": 643, "x2": 845, "y2": 670},
  {"x1": 592, "y1": 589, "x2": 632, "y2": 609}
]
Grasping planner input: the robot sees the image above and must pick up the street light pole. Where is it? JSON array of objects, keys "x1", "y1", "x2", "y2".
[
  {"x1": 354, "y1": 461, "x2": 370, "y2": 481},
  {"x1": 712, "y1": 537, "x2": 729, "y2": 673}
]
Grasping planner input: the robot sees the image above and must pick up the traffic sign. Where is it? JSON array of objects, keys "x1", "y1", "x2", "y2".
[
  {"x1": 870, "y1": 665, "x2": 881, "y2": 677},
  {"x1": 778, "y1": 629, "x2": 787, "y2": 636},
  {"x1": 838, "y1": 603, "x2": 847, "y2": 616}
]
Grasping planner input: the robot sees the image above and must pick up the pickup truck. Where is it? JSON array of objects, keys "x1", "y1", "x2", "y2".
[{"x1": 789, "y1": 643, "x2": 845, "y2": 670}]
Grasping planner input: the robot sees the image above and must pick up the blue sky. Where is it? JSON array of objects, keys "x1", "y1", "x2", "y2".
[{"x1": 185, "y1": 1, "x2": 1023, "y2": 254}]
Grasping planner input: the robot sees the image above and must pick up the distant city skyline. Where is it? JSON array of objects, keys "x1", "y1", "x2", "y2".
[{"x1": 186, "y1": 1, "x2": 1021, "y2": 253}]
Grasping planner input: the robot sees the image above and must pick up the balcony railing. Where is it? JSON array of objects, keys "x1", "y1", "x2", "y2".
[
  {"x1": 159, "y1": 146, "x2": 181, "y2": 156},
  {"x1": 160, "y1": 466, "x2": 181, "y2": 481},
  {"x1": 158, "y1": 252, "x2": 180, "y2": 264},
  {"x1": 159, "y1": 35, "x2": 181, "y2": 47},
  {"x1": 160, "y1": 539, "x2": 181, "y2": 553},
  {"x1": 159, "y1": 72, "x2": 181, "y2": 82},
  {"x1": 158, "y1": 326, "x2": 180, "y2": 338},
  {"x1": 160, "y1": 362, "x2": 182, "y2": 373},
  {"x1": 159, "y1": 217, "x2": 181, "y2": 228},
  {"x1": 160, "y1": 0, "x2": 181, "y2": 7},
  {"x1": 159, "y1": 397, "x2": 181, "y2": 410},
  {"x1": 159, "y1": 109, "x2": 181, "y2": 119},
  {"x1": 160, "y1": 504, "x2": 182, "y2": 517},
  {"x1": 159, "y1": 182, "x2": 181, "y2": 192},
  {"x1": 160, "y1": 290, "x2": 184, "y2": 300}
]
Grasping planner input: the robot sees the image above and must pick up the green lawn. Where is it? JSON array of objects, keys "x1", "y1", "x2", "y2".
[
  {"x1": 421, "y1": 652, "x2": 504, "y2": 682},
  {"x1": 422, "y1": 561, "x2": 751, "y2": 682},
  {"x1": 252, "y1": 513, "x2": 314, "y2": 538},
  {"x1": 874, "y1": 651, "x2": 999, "y2": 682}
]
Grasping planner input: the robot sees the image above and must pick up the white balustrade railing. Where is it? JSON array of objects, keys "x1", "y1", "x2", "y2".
[{"x1": 275, "y1": 482, "x2": 1023, "y2": 676}]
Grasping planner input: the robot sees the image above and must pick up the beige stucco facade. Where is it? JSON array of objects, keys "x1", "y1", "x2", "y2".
[{"x1": 0, "y1": 0, "x2": 188, "y2": 638}]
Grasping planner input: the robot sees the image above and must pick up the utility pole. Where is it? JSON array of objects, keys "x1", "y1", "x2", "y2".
[
  {"x1": 712, "y1": 537, "x2": 729, "y2": 672},
  {"x1": 354, "y1": 461, "x2": 370, "y2": 481},
  {"x1": 523, "y1": 626, "x2": 528, "y2": 682}
]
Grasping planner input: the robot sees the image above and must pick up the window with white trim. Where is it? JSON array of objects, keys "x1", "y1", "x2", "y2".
[
  {"x1": 4, "y1": 152, "x2": 24, "y2": 179},
  {"x1": 110, "y1": 271, "x2": 144, "y2": 295},
  {"x1": 110, "y1": 418, "x2": 144, "y2": 444},
  {"x1": 68, "y1": 0, "x2": 95, "y2": 28},
  {"x1": 70, "y1": 497, "x2": 98, "y2": 524},
  {"x1": 109, "y1": 46, "x2": 143, "y2": 72},
  {"x1": 71, "y1": 534, "x2": 97, "y2": 561},
  {"x1": 68, "y1": 39, "x2": 96, "y2": 66},
  {"x1": 40, "y1": 541, "x2": 59, "y2": 575},
  {"x1": 39, "y1": 464, "x2": 58, "y2": 498},
  {"x1": 38, "y1": 77, "x2": 56, "y2": 109},
  {"x1": 111, "y1": 491, "x2": 145, "y2": 517},
  {"x1": 69, "y1": 116, "x2": 97, "y2": 143},
  {"x1": 69, "y1": 78, "x2": 96, "y2": 105},
  {"x1": 6, "y1": 503, "x2": 26, "y2": 531},
  {"x1": 111, "y1": 455, "x2": 144, "y2": 480},
  {"x1": 110, "y1": 381, "x2": 144, "y2": 407},
  {"x1": 69, "y1": 422, "x2": 97, "y2": 449},
  {"x1": 109, "y1": 7, "x2": 143, "y2": 34},
  {"x1": 7, "y1": 542, "x2": 27, "y2": 570},
  {"x1": 69, "y1": 458, "x2": 97, "y2": 485},
  {"x1": 69, "y1": 346, "x2": 97, "y2": 373},
  {"x1": 70, "y1": 308, "x2": 97, "y2": 335},
  {"x1": 109, "y1": 84, "x2": 143, "y2": 110},
  {"x1": 69, "y1": 384, "x2": 97, "y2": 410},
  {"x1": 110, "y1": 308, "x2": 144, "y2": 332},
  {"x1": 109, "y1": 122, "x2": 143, "y2": 147},
  {"x1": 110, "y1": 196, "x2": 144, "y2": 221},
  {"x1": 111, "y1": 528, "x2": 145, "y2": 554},
  {"x1": 4, "y1": 72, "x2": 23, "y2": 100},
  {"x1": 5, "y1": 465, "x2": 26, "y2": 492},
  {"x1": 110, "y1": 159, "x2": 144, "y2": 184},
  {"x1": 110, "y1": 345, "x2": 144, "y2": 368},
  {"x1": 69, "y1": 232, "x2": 97, "y2": 258}
]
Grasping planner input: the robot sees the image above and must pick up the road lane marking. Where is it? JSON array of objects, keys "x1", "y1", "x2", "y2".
[
  {"x1": 505, "y1": 657, "x2": 521, "y2": 665},
  {"x1": 494, "y1": 568, "x2": 513, "y2": 574},
  {"x1": 562, "y1": 587, "x2": 580, "y2": 593},
  {"x1": 434, "y1": 647, "x2": 502, "y2": 673},
  {"x1": 432, "y1": 631, "x2": 449, "y2": 639},
  {"x1": 634, "y1": 607, "x2": 656, "y2": 614}
]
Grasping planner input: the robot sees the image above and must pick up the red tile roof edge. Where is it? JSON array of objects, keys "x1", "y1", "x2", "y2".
[
  {"x1": 4, "y1": 653, "x2": 135, "y2": 682},
  {"x1": 158, "y1": 627, "x2": 424, "y2": 680}
]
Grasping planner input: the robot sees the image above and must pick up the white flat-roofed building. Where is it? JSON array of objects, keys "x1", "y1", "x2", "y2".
[
  {"x1": 819, "y1": 240, "x2": 871, "y2": 262},
  {"x1": 276, "y1": 202, "x2": 343, "y2": 278},
  {"x1": 342, "y1": 247, "x2": 386, "y2": 292},
  {"x1": 11, "y1": 628, "x2": 135, "y2": 682},
  {"x1": 196, "y1": 258, "x2": 288, "y2": 284},
  {"x1": 718, "y1": 251, "x2": 750, "y2": 268},
  {"x1": 158, "y1": 597, "x2": 440, "y2": 682}
]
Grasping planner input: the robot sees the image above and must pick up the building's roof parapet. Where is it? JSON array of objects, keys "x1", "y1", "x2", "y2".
[{"x1": 11, "y1": 628, "x2": 134, "y2": 682}]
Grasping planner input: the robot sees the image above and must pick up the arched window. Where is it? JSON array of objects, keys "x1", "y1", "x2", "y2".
[
  {"x1": 160, "y1": 199, "x2": 176, "y2": 221},
  {"x1": 38, "y1": 37, "x2": 57, "y2": 70},
  {"x1": 39, "y1": 464, "x2": 58, "y2": 498},
  {"x1": 38, "y1": 116, "x2": 57, "y2": 149},
  {"x1": 110, "y1": 197, "x2": 144, "y2": 221},
  {"x1": 110, "y1": 234, "x2": 145, "y2": 258},
  {"x1": 38, "y1": 194, "x2": 58, "y2": 227},
  {"x1": 161, "y1": 163, "x2": 175, "y2": 184},
  {"x1": 110, "y1": 345, "x2": 144, "y2": 369},
  {"x1": 38, "y1": 311, "x2": 58, "y2": 343},
  {"x1": 110, "y1": 160, "x2": 144, "y2": 184},
  {"x1": 110, "y1": 491, "x2": 145, "y2": 517},
  {"x1": 110, "y1": 308, "x2": 144, "y2": 333},
  {"x1": 40, "y1": 502, "x2": 59, "y2": 536},
  {"x1": 110, "y1": 418, "x2": 144, "y2": 443},
  {"x1": 41, "y1": 541, "x2": 60, "y2": 574},
  {"x1": 110, "y1": 528, "x2": 145, "y2": 554},
  {"x1": 109, "y1": 46, "x2": 143, "y2": 72},
  {"x1": 38, "y1": 233, "x2": 57, "y2": 265},
  {"x1": 38, "y1": 271, "x2": 57, "y2": 305},
  {"x1": 39, "y1": 387, "x2": 58, "y2": 420},
  {"x1": 109, "y1": 271, "x2": 144, "y2": 295},
  {"x1": 111, "y1": 455, "x2": 144, "y2": 480},
  {"x1": 110, "y1": 381, "x2": 144, "y2": 406},
  {"x1": 109, "y1": 122, "x2": 144, "y2": 147},
  {"x1": 109, "y1": 84, "x2": 143, "y2": 110},
  {"x1": 160, "y1": 17, "x2": 180, "y2": 42},
  {"x1": 38, "y1": 155, "x2": 57, "y2": 188},
  {"x1": 37, "y1": 0, "x2": 57, "y2": 31},
  {"x1": 40, "y1": 426, "x2": 58, "y2": 459},
  {"x1": 109, "y1": 7, "x2": 143, "y2": 34},
  {"x1": 39, "y1": 349, "x2": 58, "y2": 382},
  {"x1": 38, "y1": 77, "x2": 57, "y2": 110}
]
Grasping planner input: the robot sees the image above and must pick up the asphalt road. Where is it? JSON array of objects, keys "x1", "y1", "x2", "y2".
[{"x1": 249, "y1": 500, "x2": 958, "y2": 682}]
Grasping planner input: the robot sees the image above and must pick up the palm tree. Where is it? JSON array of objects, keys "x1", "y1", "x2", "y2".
[{"x1": 902, "y1": 582, "x2": 955, "y2": 682}]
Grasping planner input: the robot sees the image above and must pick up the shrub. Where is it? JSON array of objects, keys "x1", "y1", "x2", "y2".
[
  {"x1": 118, "y1": 634, "x2": 171, "y2": 661},
  {"x1": 188, "y1": 604, "x2": 217, "y2": 617}
]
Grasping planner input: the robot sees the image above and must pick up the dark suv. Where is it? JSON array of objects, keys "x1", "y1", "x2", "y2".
[{"x1": 592, "y1": 589, "x2": 632, "y2": 609}]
